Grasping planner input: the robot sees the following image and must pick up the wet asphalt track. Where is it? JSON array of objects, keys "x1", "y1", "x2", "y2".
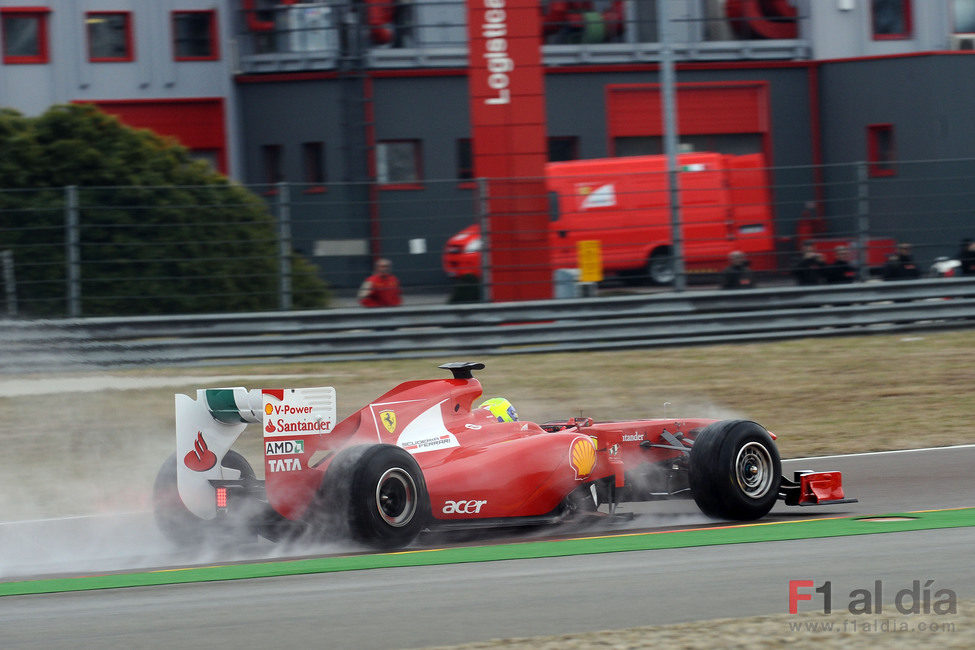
[{"x1": 0, "y1": 445, "x2": 973, "y2": 649}]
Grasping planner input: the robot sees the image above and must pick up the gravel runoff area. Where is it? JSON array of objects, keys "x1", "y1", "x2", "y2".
[{"x1": 425, "y1": 600, "x2": 974, "y2": 649}]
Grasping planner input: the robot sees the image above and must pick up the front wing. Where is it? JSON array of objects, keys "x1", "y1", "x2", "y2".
[{"x1": 779, "y1": 470, "x2": 858, "y2": 507}]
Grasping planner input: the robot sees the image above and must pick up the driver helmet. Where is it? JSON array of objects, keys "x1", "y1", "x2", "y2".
[{"x1": 479, "y1": 397, "x2": 518, "y2": 423}]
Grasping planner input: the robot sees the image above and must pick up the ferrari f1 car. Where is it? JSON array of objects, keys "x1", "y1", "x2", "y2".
[{"x1": 154, "y1": 362, "x2": 855, "y2": 549}]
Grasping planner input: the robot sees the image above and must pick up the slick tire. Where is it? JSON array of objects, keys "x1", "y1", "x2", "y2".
[
  {"x1": 316, "y1": 444, "x2": 429, "y2": 550},
  {"x1": 152, "y1": 450, "x2": 255, "y2": 547},
  {"x1": 689, "y1": 420, "x2": 781, "y2": 521}
]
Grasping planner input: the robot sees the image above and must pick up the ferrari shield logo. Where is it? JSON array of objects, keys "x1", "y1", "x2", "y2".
[{"x1": 379, "y1": 410, "x2": 397, "y2": 433}]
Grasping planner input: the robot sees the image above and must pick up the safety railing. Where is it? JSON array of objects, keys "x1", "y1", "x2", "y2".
[{"x1": 2, "y1": 278, "x2": 973, "y2": 371}]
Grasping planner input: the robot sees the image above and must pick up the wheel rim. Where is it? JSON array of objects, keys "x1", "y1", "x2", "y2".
[
  {"x1": 375, "y1": 467, "x2": 417, "y2": 527},
  {"x1": 734, "y1": 441, "x2": 774, "y2": 499},
  {"x1": 649, "y1": 257, "x2": 675, "y2": 284}
]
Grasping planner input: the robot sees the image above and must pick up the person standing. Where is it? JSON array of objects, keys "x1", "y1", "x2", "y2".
[
  {"x1": 883, "y1": 242, "x2": 921, "y2": 280},
  {"x1": 793, "y1": 241, "x2": 827, "y2": 285},
  {"x1": 959, "y1": 238, "x2": 975, "y2": 275},
  {"x1": 358, "y1": 258, "x2": 402, "y2": 307},
  {"x1": 826, "y1": 245, "x2": 858, "y2": 284},
  {"x1": 721, "y1": 250, "x2": 755, "y2": 289}
]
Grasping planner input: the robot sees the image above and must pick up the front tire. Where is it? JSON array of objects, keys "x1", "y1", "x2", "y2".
[
  {"x1": 315, "y1": 445, "x2": 429, "y2": 550},
  {"x1": 689, "y1": 420, "x2": 781, "y2": 520}
]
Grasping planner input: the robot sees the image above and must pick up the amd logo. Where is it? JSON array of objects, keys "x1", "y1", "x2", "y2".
[
  {"x1": 442, "y1": 499, "x2": 488, "y2": 514},
  {"x1": 266, "y1": 439, "x2": 304, "y2": 456}
]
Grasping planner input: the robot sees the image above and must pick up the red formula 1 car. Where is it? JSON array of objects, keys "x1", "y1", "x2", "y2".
[{"x1": 153, "y1": 362, "x2": 855, "y2": 549}]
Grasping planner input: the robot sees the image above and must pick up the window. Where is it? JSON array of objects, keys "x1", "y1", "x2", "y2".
[
  {"x1": 457, "y1": 138, "x2": 473, "y2": 181},
  {"x1": 86, "y1": 12, "x2": 133, "y2": 62},
  {"x1": 954, "y1": 0, "x2": 975, "y2": 33},
  {"x1": 867, "y1": 124, "x2": 896, "y2": 177},
  {"x1": 548, "y1": 136, "x2": 579, "y2": 162},
  {"x1": 871, "y1": 0, "x2": 912, "y2": 40},
  {"x1": 173, "y1": 10, "x2": 218, "y2": 60},
  {"x1": 1, "y1": 7, "x2": 50, "y2": 64},
  {"x1": 376, "y1": 140, "x2": 422, "y2": 187},
  {"x1": 262, "y1": 144, "x2": 284, "y2": 186},
  {"x1": 613, "y1": 134, "x2": 763, "y2": 157},
  {"x1": 302, "y1": 141, "x2": 326, "y2": 189},
  {"x1": 541, "y1": 1, "x2": 627, "y2": 44}
]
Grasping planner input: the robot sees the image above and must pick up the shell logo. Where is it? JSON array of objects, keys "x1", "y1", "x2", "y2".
[
  {"x1": 569, "y1": 436, "x2": 597, "y2": 480},
  {"x1": 265, "y1": 403, "x2": 274, "y2": 415}
]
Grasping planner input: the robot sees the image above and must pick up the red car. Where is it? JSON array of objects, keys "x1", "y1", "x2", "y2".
[{"x1": 154, "y1": 362, "x2": 854, "y2": 549}]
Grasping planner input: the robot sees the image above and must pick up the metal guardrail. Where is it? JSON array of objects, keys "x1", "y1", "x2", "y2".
[{"x1": 2, "y1": 278, "x2": 974, "y2": 371}]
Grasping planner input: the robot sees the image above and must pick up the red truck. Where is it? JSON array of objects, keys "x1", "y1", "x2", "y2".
[{"x1": 444, "y1": 151, "x2": 778, "y2": 284}]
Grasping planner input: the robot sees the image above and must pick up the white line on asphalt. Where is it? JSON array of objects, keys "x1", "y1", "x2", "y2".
[
  {"x1": 0, "y1": 512, "x2": 146, "y2": 526},
  {"x1": 786, "y1": 443, "x2": 975, "y2": 462}
]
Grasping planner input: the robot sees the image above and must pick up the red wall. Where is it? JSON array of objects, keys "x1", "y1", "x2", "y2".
[
  {"x1": 86, "y1": 98, "x2": 228, "y2": 174},
  {"x1": 607, "y1": 81, "x2": 771, "y2": 163}
]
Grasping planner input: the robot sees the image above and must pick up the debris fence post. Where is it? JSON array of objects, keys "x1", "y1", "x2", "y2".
[
  {"x1": 857, "y1": 161, "x2": 870, "y2": 282},
  {"x1": 1, "y1": 249, "x2": 15, "y2": 317},
  {"x1": 65, "y1": 185, "x2": 81, "y2": 318},
  {"x1": 276, "y1": 181, "x2": 293, "y2": 311}
]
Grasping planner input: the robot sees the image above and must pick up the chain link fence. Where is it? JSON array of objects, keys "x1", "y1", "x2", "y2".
[{"x1": 1, "y1": 159, "x2": 974, "y2": 318}]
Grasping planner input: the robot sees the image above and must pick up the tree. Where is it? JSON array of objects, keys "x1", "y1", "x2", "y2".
[{"x1": 0, "y1": 104, "x2": 329, "y2": 316}]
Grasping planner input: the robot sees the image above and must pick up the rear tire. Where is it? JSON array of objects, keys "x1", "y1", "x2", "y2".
[
  {"x1": 315, "y1": 445, "x2": 429, "y2": 550},
  {"x1": 689, "y1": 420, "x2": 781, "y2": 520},
  {"x1": 152, "y1": 450, "x2": 255, "y2": 547}
]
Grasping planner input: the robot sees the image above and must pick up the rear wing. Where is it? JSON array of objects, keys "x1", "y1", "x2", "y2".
[{"x1": 174, "y1": 387, "x2": 336, "y2": 518}]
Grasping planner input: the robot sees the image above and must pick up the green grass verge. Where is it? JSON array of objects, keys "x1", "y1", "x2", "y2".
[{"x1": 2, "y1": 507, "x2": 972, "y2": 598}]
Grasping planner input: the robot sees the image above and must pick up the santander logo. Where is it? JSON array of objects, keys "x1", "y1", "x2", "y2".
[{"x1": 184, "y1": 431, "x2": 218, "y2": 472}]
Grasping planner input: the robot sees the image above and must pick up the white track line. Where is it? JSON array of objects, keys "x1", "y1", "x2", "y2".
[
  {"x1": 786, "y1": 443, "x2": 975, "y2": 462},
  {"x1": 0, "y1": 512, "x2": 147, "y2": 526}
]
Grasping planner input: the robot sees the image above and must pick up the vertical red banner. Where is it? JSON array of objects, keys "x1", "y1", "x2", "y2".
[{"x1": 467, "y1": 0, "x2": 551, "y2": 301}]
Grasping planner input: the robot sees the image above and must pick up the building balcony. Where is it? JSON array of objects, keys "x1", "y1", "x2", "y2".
[{"x1": 234, "y1": 0, "x2": 809, "y2": 74}]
